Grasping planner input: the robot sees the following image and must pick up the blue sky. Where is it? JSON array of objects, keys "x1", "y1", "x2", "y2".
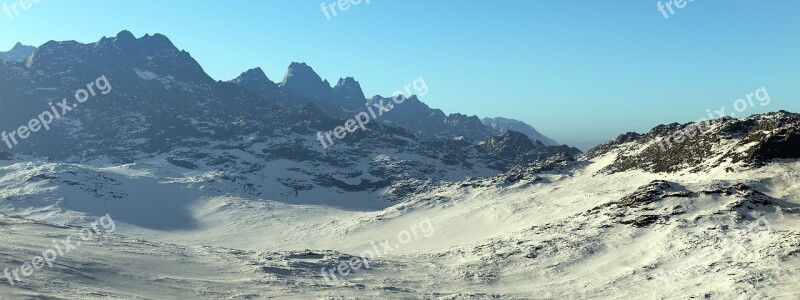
[{"x1": 1, "y1": 1, "x2": 798, "y2": 148}]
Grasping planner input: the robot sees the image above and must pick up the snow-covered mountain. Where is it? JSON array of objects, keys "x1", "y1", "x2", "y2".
[
  {"x1": 0, "y1": 31, "x2": 577, "y2": 204},
  {"x1": 482, "y1": 116, "x2": 559, "y2": 145},
  {"x1": 585, "y1": 110, "x2": 800, "y2": 174},
  {"x1": 0, "y1": 31, "x2": 798, "y2": 299},
  {"x1": 1, "y1": 120, "x2": 798, "y2": 298},
  {"x1": 232, "y1": 62, "x2": 553, "y2": 143}
]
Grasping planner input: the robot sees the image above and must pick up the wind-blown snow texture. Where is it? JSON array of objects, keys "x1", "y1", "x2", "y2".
[{"x1": 0, "y1": 31, "x2": 798, "y2": 299}]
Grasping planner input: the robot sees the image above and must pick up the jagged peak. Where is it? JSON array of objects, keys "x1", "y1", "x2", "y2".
[
  {"x1": 233, "y1": 67, "x2": 272, "y2": 83},
  {"x1": 335, "y1": 76, "x2": 358, "y2": 87},
  {"x1": 10, "y1": 42, "x2": 33, "y2": 51},
  {"x1": 87, "y1": 30, "x2": 178, "y2": 53},
  {"x1": 279, "y1": 62, "x2": 331, "y2": 96},
  {"x1": 333, "y1": 77, "x2": 365, "y2": 100},
  {"x1": 0, "y1": 42, "x2": 36, "y2": 62},
  {"x1": 26, "y1": 31, "x2": 211, "y2": 83},
  {"x1": 288, "y1": 61, "x2": 311, "y2": 69},
  {"x1": 284, "y1": 62, "x2": 319, "y2": 77},
  {"x1": 248, "y1": 67, "x2": 266, "y2": 74},
  {"x1": 1, "y1": 42, "x2": 35, "y2": 57},
  {"x1": 281, "y1": 62, "x2": 323, "y2": 85},
  {"x1": 230, "y1": 67, "x2": 282, "y2": 98},
  {"x1": 139, "y1": 33, "x2": 177, "y2": 49}
]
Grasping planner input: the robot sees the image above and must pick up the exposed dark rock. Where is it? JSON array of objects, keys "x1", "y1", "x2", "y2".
[
  {"x1": 586, "y1": 111, "x2": 800, "y2": 174},
  {"x1": 619, "y1": 215, "x2": 662, "y2": 228},
  {"x1": 586, "y1": 181, "x2": 778, "y2": 228},
  {"x1": 481, "y1": 131, "x2": 581, "y2": 170}
]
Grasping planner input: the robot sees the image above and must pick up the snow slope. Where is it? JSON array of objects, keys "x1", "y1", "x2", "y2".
[{"x1": 1, "y1": 149, "x2": 798, "y2": 299}]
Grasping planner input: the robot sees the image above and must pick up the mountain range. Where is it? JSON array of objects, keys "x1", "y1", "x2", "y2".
[
  {"x1": 0, "y1": 31, "x2": 798, "y2": 299},
  {"x1": 0, "y1": 31, "x2": 580, "y2": 205}
]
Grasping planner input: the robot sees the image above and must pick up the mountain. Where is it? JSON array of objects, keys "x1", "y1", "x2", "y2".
[
  {"x1": 0, "y1": 30, "x2": 578, "y2": 205},
  {"x1": 0, "y1": 30, "x2": 797, "y2": 299},
  {"x1": 1, "y1": 110, "x2": 798, "y2": 298},
  {"x1": 585, "y1": 110, "x2": 800, "y2": 174},
  {"x1": 0, "y1": 43, "x2": 36, "y2": 62},
  {"x1": 280, "y1": 62, "x2": 333, "y2": 98},
  {"x1": 230, "y1": 62, "x2": 551, "y2": 144},
  {"x1": 230, "y1": 67, "x2": 282, "y2": 100},
  {"x1": 481, "y1": 130, "x2": 581, "y2": 170},
  {"x1": 482, "y1": 117, "x2": 558, "y2": 145}
]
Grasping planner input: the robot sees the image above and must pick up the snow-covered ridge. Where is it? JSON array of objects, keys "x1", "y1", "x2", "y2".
[{"x1": 583, "y1": 110, "x2": 800, "y2": 174}]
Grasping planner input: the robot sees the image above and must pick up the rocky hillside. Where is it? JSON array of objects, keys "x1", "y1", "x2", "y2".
[
  {"x1": 0, "y1": 43, "x2": 36, "y2": 62},
  {"x1": 482, "y1": 117, "x2": 558, "y2": 145},
  {"x1": 481, "y1": 130, "x2": 581, "y2": 170},
  {"x1": 584, "y1": 111, "x2": 800, "y2": 174}
]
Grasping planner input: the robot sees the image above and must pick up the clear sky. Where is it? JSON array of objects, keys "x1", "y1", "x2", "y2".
[{"x1": 1, "y1": 0, "x2": 798, "y2": 149}]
